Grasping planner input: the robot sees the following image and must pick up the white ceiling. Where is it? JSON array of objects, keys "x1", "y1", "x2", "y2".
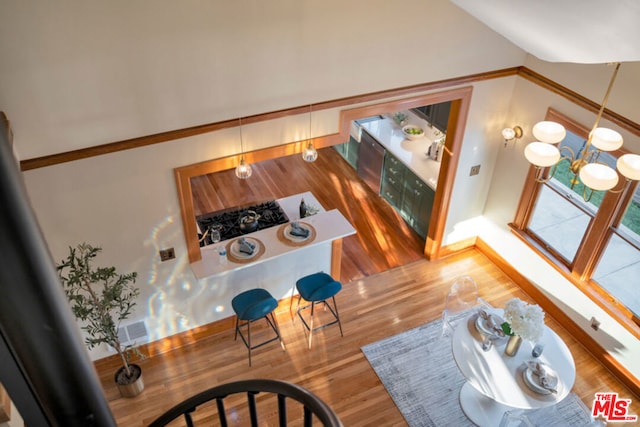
[{"x1": 450, "y1": 0, "x2": 640, "y2": 63}]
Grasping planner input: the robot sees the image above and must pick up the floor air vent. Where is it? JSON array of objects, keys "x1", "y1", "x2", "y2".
[{"x1": 117, "y1": 320, "x2": 148, "y2": 346}]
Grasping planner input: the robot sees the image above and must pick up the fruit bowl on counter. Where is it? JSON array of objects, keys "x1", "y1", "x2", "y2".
[{"x1": 402, "y1": 125, "x2": 425, "y2": 140}]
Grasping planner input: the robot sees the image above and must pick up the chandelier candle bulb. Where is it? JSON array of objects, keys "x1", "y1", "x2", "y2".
[
  {"x1": 579, "y1": 163, "x2": 619, "y2": 191},
  {"x1": 532, "y1": 121, "x2": 566, "y2": 144},
  {"x1": 524, "y1": 142, "x2": 561, "y2": 167},
  {"x1": 617, "y1": 154, "x2": 640, "y2": 180},
  {"x1": 591, "y1": 128, "x2": 623, "y2": 152}
]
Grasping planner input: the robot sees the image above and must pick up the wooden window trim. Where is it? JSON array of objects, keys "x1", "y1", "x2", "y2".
[{"x1": 511, "y1": 108, "x2": 640, "y2": 339}]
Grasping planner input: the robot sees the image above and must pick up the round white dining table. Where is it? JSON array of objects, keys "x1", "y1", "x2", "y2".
[{"x1": 451, "y1": 309, "x2": 576, "y2": 427}]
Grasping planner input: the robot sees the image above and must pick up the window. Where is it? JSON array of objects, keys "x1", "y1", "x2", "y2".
[
  {"x1": 511, "y1": 108, "x2": 640, "y2": 334},
  {"x1": 592, "y1": 184, "x2": 640, "y2": 319}
]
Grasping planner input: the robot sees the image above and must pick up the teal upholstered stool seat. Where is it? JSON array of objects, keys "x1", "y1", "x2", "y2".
[
  {"x1": 295, "y1": 272, "x2": 343, "y2": 349},
  {"x1": 232, "y1": 288, "x2": 285, "y2": 366}
]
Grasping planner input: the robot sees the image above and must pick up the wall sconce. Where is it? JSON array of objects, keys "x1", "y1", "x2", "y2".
[{"x1": 502, "y1": 125, "x2": 523, "y2": 146}]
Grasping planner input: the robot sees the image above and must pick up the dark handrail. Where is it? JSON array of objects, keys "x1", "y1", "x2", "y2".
[{"x1": 148, "y1": 379, "x2": 343, "y2": 427}]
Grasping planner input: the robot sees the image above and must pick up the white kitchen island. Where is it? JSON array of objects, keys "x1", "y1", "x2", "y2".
[{"x1": 190, "y1": 192, "x2": 356, "y2": 301}]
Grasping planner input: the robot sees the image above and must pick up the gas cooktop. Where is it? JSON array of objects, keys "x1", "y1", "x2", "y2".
[{"x1": 196, "y1": 200, "x2": 289, "y2": 247}]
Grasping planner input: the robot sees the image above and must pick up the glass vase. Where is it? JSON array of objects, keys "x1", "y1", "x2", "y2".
[{"x1": 504, "y1": 335, "x2": 522, "y2": 357}]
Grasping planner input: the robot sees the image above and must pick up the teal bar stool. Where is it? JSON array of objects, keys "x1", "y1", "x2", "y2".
[
  {"x1": 295, "y1": 272, "x2": 343, "y2": 349},
  {"x1": 232, "y1": 288, "x2": 285, "y2": 366}
]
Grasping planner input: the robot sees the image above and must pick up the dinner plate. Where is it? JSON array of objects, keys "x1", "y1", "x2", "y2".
[
  {"x1": 523, "y1": 363, "x2": 559, "y2": 395},
  {"x1": 230, "y1": 237, "x2": 259, "y2": 259},
  {"x1": 474, "y1": 312, "x2": 504, "y2": 337},
  {"x1": 284, "y1": 223, "x2": 311, "y2": 242}
]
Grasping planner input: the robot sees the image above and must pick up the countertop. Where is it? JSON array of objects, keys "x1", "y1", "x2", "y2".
[
  {"x1": 358, "y1": 110, "x2": 442, "y2": 190},
  {"x1": 190, "y1": 192, "x2": 356, "y2": 279}
]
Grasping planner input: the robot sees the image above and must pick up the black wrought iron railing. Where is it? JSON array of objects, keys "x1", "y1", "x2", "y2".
[{"x1": 147, "y1": 379, "x2": 343, "y2": 427}]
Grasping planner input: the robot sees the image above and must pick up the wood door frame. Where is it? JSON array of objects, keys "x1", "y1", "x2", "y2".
[{"x1": 176, "y1": 86, "x2": 474, "y2": 264}]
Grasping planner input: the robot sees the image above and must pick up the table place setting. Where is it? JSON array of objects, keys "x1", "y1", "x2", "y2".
[
  {"x1": 362, "y1": 311, "x2": 588, "y2": 427},
  {"x1": 523, "y1": 360, "x2": 559, "y2": 395},
  {"x1": 225, "y1": 236, "x2": 266, "y2": 263},
  {"x1": 277, "y1": 221, "x2": 317, "y2": 246},
  {"x1": 452, "y1": 299, "x2": 577, "y2": 426}
]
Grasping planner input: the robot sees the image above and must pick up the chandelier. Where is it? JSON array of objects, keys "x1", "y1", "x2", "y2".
[{"x1": 524, "y1": 62, "x2": 640, "y2": 199}]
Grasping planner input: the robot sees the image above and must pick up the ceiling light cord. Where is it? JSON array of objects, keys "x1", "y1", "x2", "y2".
[
  {"x1": 235, "y1": 117, "x2": 253, "y2": 179},
  {"x1": 302, "y1": 104, "x2": 318, "y2": 162}
]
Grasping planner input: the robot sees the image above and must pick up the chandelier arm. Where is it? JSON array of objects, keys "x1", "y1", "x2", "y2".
[
  {"x1": 533, "y1": 166, "x2": 555, "y2": 184},
  {"x1": 589, "y1": 149, "x2": 603, "y2": 164},
  {"x1": 558, "y1": 145, "x2": 576, "y2": 163}
]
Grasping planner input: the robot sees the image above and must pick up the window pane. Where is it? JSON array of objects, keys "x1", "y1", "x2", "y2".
[
  {"x1": 593, "y1": 185, "x2": 640, "y2": 318},
  {"x1": 620, "y1": 185, "x2": 640, "y2": 238},
  {"x1": 528, "y1": 185, "x2": 591, "y2": 262},
  {"x1": 593, "y1": 234, "x2": 640, "y2": 317}
]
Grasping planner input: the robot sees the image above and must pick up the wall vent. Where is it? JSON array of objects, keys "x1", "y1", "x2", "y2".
[{"x1": 117, "y1": 320, "x2": 148, "y2": 346}]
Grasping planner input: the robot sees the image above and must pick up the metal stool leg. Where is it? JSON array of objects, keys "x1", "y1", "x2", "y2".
[
  {"x1": 308, "y1": 302, "x2": 315, "y2": 349},
  {"x1": 247, "y1": 320, "x2": 252, "y2": 367},
  {"x1": 332, "y1": 296, "x2": 343, "y2": 337},
  {"x1": 234, "y1": 316, "x2": 239, "y2": 341},
  {"x1": 267, "y1": 312, "x2": 286, "y2": 351}
]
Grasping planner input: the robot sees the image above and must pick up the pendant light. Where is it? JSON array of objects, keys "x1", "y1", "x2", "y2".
[
  {"x1": 302, "y1": 104, "x2": 318, "y2": 162},
  {"x1": 235, "y1": 117, "x2": 252, "y2": 179}
]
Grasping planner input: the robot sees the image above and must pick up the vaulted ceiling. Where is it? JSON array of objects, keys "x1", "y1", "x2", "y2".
[{"x1": 450, "y1": 0, "x2": 640, "y2": 63}]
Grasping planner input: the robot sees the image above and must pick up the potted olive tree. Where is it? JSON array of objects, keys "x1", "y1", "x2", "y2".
[{"x1": 57, "y1": 243, "x2": 145, "y2": 398}]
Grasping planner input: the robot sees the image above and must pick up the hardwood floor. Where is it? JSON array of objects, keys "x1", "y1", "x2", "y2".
[
  {"x1": 101, "y1": 250, "x2": 638, "y2": 426},
  {"x1": 99, "y1": 149, "x2": 638, "y2": 425},
  {"x1": 190, "y1": 147, "x2": 425, "y2": 283}
]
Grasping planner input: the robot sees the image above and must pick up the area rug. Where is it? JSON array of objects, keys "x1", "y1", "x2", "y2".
[{"x1": 361, "y1": 318, "x2": 593, "y2": 426}]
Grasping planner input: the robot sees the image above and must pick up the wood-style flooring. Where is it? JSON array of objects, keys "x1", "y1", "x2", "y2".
[
  {"x1": 190, "y1": 147, "x2": 425, "y2": 283},
  {"x1": 102, "y1": 250, "x2": 639, "y2": 426},
  {"x1": 99, "y1": 149, "x2": 638, "y2": 425}
]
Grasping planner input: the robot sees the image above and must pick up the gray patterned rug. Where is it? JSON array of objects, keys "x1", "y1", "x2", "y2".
[{"x1": 361, "y1": 318, "x2": 593, "y2": 426}]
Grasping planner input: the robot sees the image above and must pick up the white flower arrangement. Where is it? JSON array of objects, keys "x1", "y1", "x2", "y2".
[{"x1": 501, "y1": 298, "x2": 545, "y2": 342}]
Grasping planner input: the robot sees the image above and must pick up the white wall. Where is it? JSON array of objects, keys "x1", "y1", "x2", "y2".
[
  {"x1": 21, "y1": 76, "x2": 516, "y2": 360},
  {"x1": 0, "y1": 0, "x2": 525, "y2": 159},
  {"x1": 442, "y1": 77, "x2": 518, "y2": 244},
  {"x1": 483, "y1": 63, "x2": 640, "y2": 380},
  {"x1": 7, "y1": 0, "x2": 637, "y2": 380},
  {"x1": 3, "y1": 0, "x2": 526, "y2": 360}
]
